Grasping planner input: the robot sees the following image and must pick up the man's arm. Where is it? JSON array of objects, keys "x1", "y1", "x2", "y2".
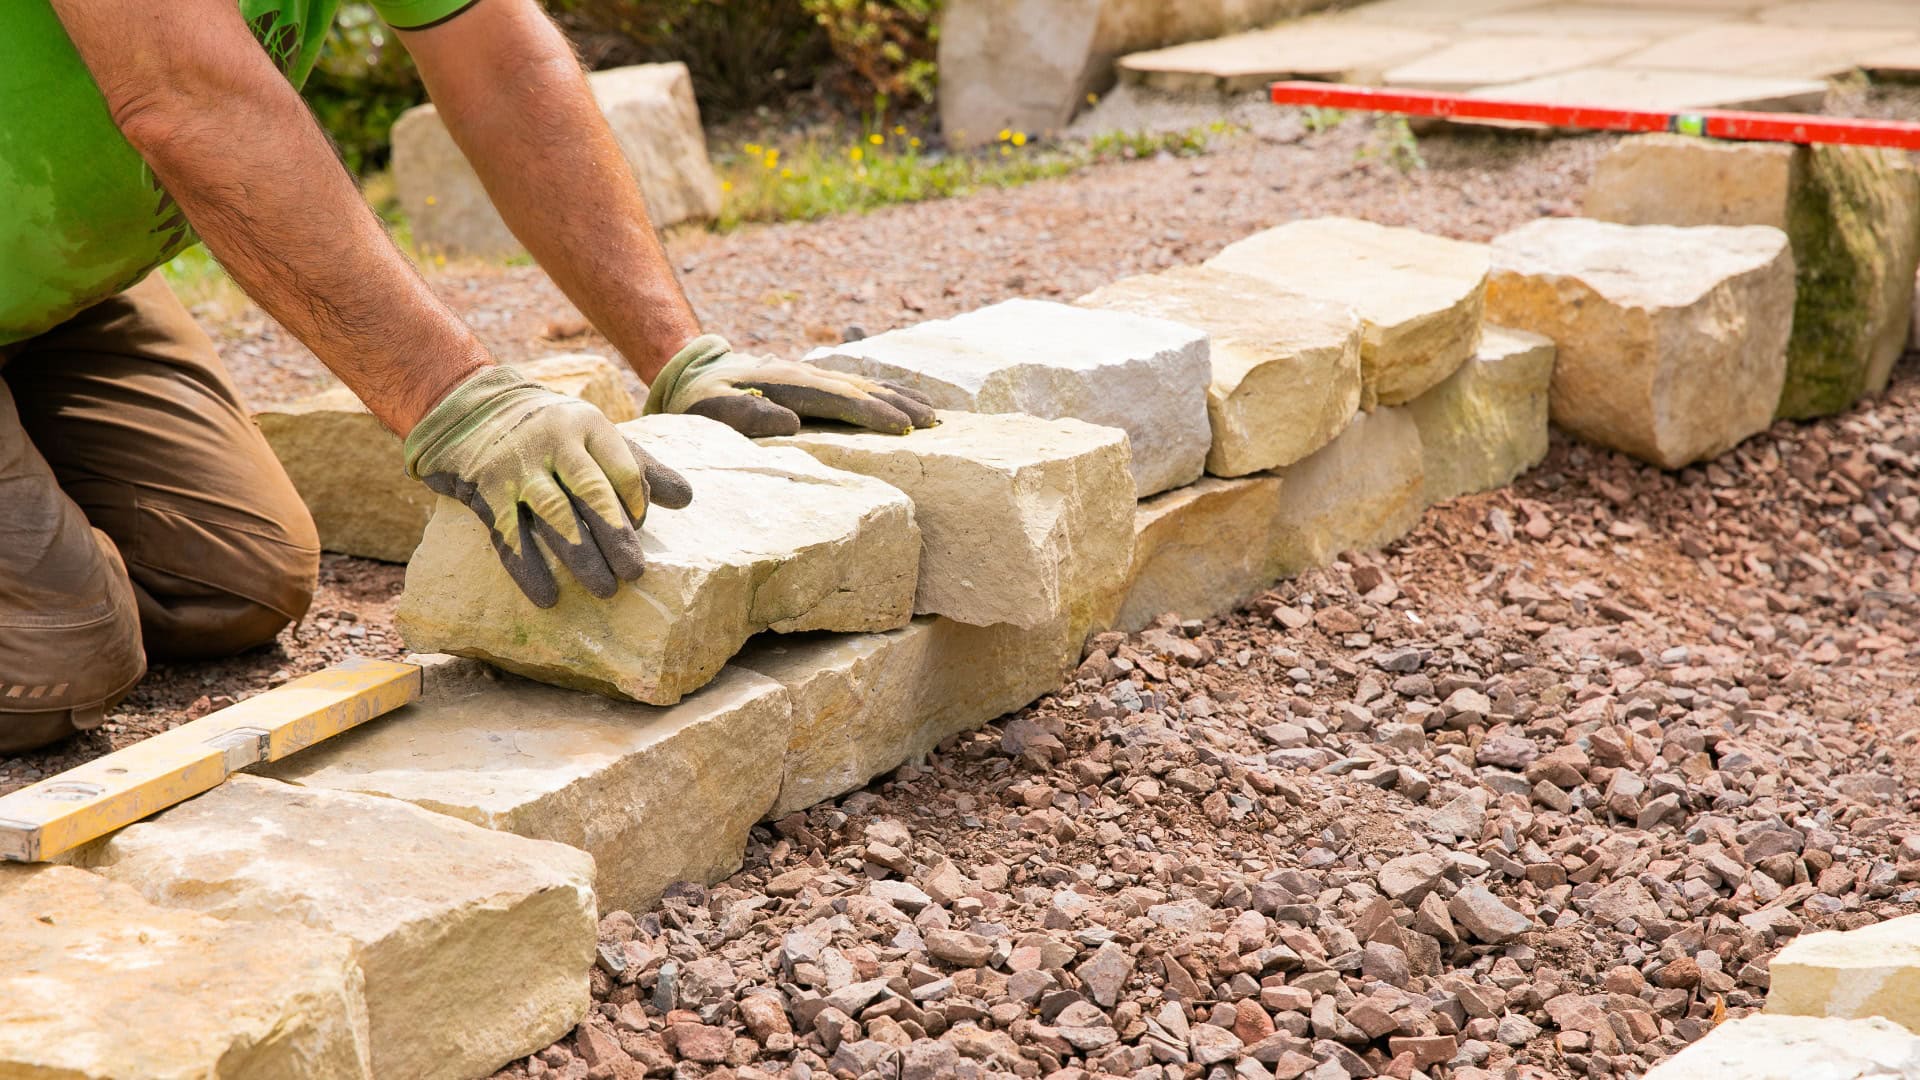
[{"x1": 50, "y1": 0, "x2": 483, "y2": 434}]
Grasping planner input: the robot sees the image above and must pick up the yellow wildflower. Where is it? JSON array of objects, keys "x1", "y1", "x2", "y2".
[
  {"x1": 1010, "y1": 131, "x2": 1027, "y2": 147},
  {"x1": 424, "y1": 195, "x2": 437, "y2": 206},
  {"x1": 997, "y1": 128, "x2": 1012, "y2": 142},
  {"x1": 868, "y1": 133, "x2": 884, "y2": 145},
  {"x1": 1000, "y1": 145, "x2": 1011, "y2": 156},
  {"x1": 780, "y1": 167, "x2": 794, "y2": 179},
  {"x1": 744, "y1": 143, "x2": 762, "y2": 155},
  {"x1": 893, "y1": 125, "x2": 906, "y2": 136},
  {"x1": 850, "y1": 146, "x2": 864, "y2": 162},
  {"x1": 720, "y1": 179, "x2": 733, "y2": 193},
  {"x1": 909, "y1": 137, "x2": 922, "y2": 149}
]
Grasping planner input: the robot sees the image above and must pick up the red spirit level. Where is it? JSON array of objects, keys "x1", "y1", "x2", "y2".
[{"x1": 1269, "y1": 81, "x2": 1920, "y2": 152}]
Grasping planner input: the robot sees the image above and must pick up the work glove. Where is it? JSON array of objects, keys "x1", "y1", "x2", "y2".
[
  {"x1": 644, "y1": 334, "x2": 938, "y2": 437},
  {"x1": 405, "y1": 366, "x2": 692, "y2": 608}
]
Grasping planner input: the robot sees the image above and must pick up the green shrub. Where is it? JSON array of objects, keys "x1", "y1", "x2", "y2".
[
  {"x1": 801, "y1": 0, "x2": 940, "y2": 107},
  {"x1": 544, "y1": 0, "x2": 831, "y2": 115},
  {"x1": 305, "y1": 3, "x2": 424, "y2": 175}
]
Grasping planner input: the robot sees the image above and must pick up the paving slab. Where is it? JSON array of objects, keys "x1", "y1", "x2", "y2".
[
  {"x1": 1617, "y1": 24, "x2": 1899, "y2": 78},
  {"x1": 1642, "y1": 1014, "x2": 1920, "y2": 1080},
  {"x1": 1487, "y1": 218, "x2": 1794, "y2": 469},
  {"x1": 266, "y1": 657, "x2": 792, "y2": 913},
  {"x1": 1758, "y1": 0, "x2": 1920, "y2": 29},
  {"x1": 805, "y1": 298, "x2": 1211, "y2": 497},
  {"x1": 1384, "y1": 34, "x2": 1648, "y2": 91},
  {"x1": 765, "y1": 411, "x2": 1133, "y2": 629},
  {"x1": 1345, "y1": 0, "x2": 1544, "y2": 25},
  {"x1": 1116, "y1": 23, "x2": 1448, "y2": 93},
  {"x1": 1862, "y1": 41, "x2": 1920, "y2": 79},
  {"x1": 1465, "y1": 67, "x2": 1829, "y2": 114},
  {"x1": 0, "y1": 863, "x2": 372, "y2": 1080},
  {"x1": 1076, "y1": 265, "x2": 1363, "y2": 476},
  {"x1": 258, "y1": 353, "x2": 638, "y2": 564},
  {"x1": 1765, "y1": 913, "x2": 1920, "y2": 1032},
  {"x1": 397, "y1": 414, "x2": 918, "y2": 705},
  {"x1": 81, "y1": 775, "x2": 597, "y2": 1080},
  {"x1": 1463, "y1": 4, "x2": 1734, "y2": 37},
  {"x1": 1407, "y1": 325, "x2": 1554, "y2": 505},
  {"x1": 737, "y1": 615, "x2": 1085, "y2": 817},
  {"x1": 1117, "y1": 475, "x2": 1286, "y2": 632},
  {"x1": 1271, "y1": 407, "x2": 1425, "y2": 576},
  {"x1": 1206, "y1": 218, "x2": 1487, "y2": 410}
]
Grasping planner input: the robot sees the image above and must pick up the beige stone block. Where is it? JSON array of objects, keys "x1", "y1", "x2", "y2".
[
  {"x1": 765, "y1": 411, "x2": 1133, "y2": 629},
  {"x1": 81, "y1": 776, "x2": 596, "y2": 1080},
  {"x1": 1765, "y1": 914, "x2": 1920, "y2": 1031},
  {"x1": 1116, "y1": 475, "x2": 1285, "y2": 633},
  {"x1": 266, "y1": 658, "x2": 791, "y2": 913},
  {"x1": 257, "y1": 353, "x2": 637, "y2": 564},
  {"x1": 737, "y1": 616, "x2": 1082, "y2": 817},
  {"x1": 1487, "y1": 218, "x2": 1794, "y2": 469},
  {"x1": 1271, "y1": 407, "x2": 1424, "y2": 576},
  {"x1": 0, "y1": 863, "x2": 371, "y2": 1080},
  {"x1": 397, "y1": 414, "x2": 919, "y2": 705},
  {"x1": 1208, "y1": 218, "x2": 1488, "y2": 410},
  {"x1": 1642, "y1": 1015, "x2": 1920, "y2": 1080},
  {"x1": 1076, "y1": 265, "x2": 1362, "y2": 476},
  {"x1": 1116, "y1": 22, "x2": 1447, "y2": 93},
  {"x1": 1585, "y1": 134, "x2": 1799, "y2": 230},
  {"x1": 1407, "y1": 325, "x2": 1554, "y2": 505},
  {"x1": 393, "y1": 62, "x2": 719, "y2": 256}
]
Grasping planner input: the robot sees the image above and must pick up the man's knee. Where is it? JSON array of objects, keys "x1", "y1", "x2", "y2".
[
  {"x1": 0, "y1": 530, "x2": 147, "y2": 754},
  {"x1": 134, "y1": 508, "x2": 320, "y2": 661}
]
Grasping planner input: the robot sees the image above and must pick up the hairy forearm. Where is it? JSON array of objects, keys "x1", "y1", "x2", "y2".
[
  {"x1": 404, "y1": 1, "x2": 701, "y2": 382},
  {"x1": 53, "y1": 1, "x2": 486, "y2": 434}
]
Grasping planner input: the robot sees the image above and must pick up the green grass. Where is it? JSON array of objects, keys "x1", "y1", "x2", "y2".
[{"x1": 159, "y1": 245, "x2": 249, "y2": 319}]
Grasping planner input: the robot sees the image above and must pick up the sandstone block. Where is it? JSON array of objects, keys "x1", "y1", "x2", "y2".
[
  {"x1": 1206, "y1": 218, "x2": 1488, "y2": 409},
  {"x1": 0, "y1": 863, "x2": 371, "y2": 1079},
  {"x1": 1766, "y1": 914, "x2": 1920, "y2": 1032},
  {"x1": 737, "y1": 616, "x2": 1085, "y2": 817},
  {"x1": 393, "y1": 62, "x2": 719, "y2": 256},
  {"x1": 1076, "y1": 265, "x2": 1363, "y2": 476},
  {"x1": 82, "y1": 775, "x2": 596, "y2": 1080},
  {"x1": 1585, "y1": 134, "x2": 1920, "y2": 419},
  {"x1": 805, "y1": 298, "x2": 1210, "y2": 497},
  {"x1": 258, "y1": 353, "x2": 638, "y2": 563},
  {"x1": 1487, "y1": 218, "x2": 1794, "y2": 469},
  {"x1": 397, "y1": 414, "x2": 919, "y2": 705},
  {"x1": 1116, "y1": 475, "x2": 1284, "y2": 632},
  {"x1": 766, "y1": 411, "x2": 1132, "y2": 629},
  {"x1": 1271, "y1": 407, "x2": 1424, "y2": 576},
  {"x1": 1406, "y1": 324, "x2": 1554, "y2": 505},
  {"x1": 267, "y1": 657, "x2": 791, "y2": 913},
  {"x1": 1642, "y1": 1014, "x2": 1920, "y2": 1080},
  {"x1": 1115, "y1": 22, "x2": 1446, "y2": 94}
]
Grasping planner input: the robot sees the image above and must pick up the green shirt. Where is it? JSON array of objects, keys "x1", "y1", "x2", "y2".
[{"x1": 0, "y1": 0, "x2": 470, "y2": 345}]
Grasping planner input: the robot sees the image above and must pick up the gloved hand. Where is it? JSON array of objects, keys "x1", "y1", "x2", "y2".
[
  {"x1": 405, "y1": 366, "x2": 692, "y2": 608},
  {"x1": 644, "y1": 334, "x2": 938, "y2": 437}
]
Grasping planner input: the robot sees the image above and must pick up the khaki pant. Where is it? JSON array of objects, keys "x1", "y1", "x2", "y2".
[{"x1": 0, "y1": 275, "x2": 320, "y2": 753}]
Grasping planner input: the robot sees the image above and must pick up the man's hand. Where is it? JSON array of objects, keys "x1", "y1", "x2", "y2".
[
  {"x1": 644, "y1": 335, "x2": 938, "y2": 437},
  {"x1": 406, "y1": 367, "x2": 692, "y2": 608}
]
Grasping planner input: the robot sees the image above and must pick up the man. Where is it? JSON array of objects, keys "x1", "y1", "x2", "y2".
[{"x1": 1, "y1": 0, "x2": 937, "y2": 753}]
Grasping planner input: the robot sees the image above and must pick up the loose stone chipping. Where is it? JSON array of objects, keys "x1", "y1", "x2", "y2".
[
  {"x1": 1116, "y1": 475, "x2": 1285, "y2": 633},
  {"x1": 804, "y1": 298, "x2": 1211, "y2": 498},
  {"x1": 1585, "y1": 133, "x2": 1920, "y2": 419},
  {"x1": 1075, "y1": 265, "x2": 1363, "y2": 476},
  {"x1": 1765, "y1": 914, "x2": 1920, "y2": 1032},
  {"x1": 1205, "y1": 216, "x2": 1487, "y2": 410},
  {"x1": 1271, "y1": 406, "x2": 1424, "y2": 576},
  {"x1": 257, "y1": 352, "x2": 637, "y2": 564},
  {"x1": 1487, "y1": 218, "x2": 1795, "y2": 470},
  {"x1": 1641, "y1": 1014, "x2": 1920, "y2": 1080},
  {"x1": 0, "y1": 863, "x2": 372, "y2": 1080},
  {"x1": 1406, "y1": 324, "x2": 1554, "y2": 505},
  {"x1": 765, "y1": 411, "x2": 1134, "y2": 630},
  {"x1": 397, "y1": 414, "x2": 919, "y2": 705},
  {"x1": 79, "y1": 775, "x2": 598, "y2": 1080},
  {"x1": 266, "y1": 657, "x2": 791, "y2": 914}
]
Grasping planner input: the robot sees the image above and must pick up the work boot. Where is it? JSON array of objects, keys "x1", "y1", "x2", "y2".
[{"x1": 0, "y1": 527, "x2": 146, "y2": 754}]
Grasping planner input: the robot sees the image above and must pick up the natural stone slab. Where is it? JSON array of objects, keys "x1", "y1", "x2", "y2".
[
  {"x1": 1076, "y1": 265, "x2": 1363, "y2": 476},
  {"x1": 1207, "y1": 218, "x2": 1487, "y2": 409},
  {"x1": 1407, "y1": 325, "x2": 1554, "y2": 505},
  {"x1": 1587, "y1": 135, "x2": 1920, "y2": 419},
  {"x1": 1642, "y1": 1014, "x2": 1920, "y2": 1080},
  {"x1": 267, "y1": 657, "x2": 791, "y2": 913},
  {"x1": 81, "y1": 775, "x2": 596, "y2": 1080},
  {"x1": 397, "y1": 414, "x2": 918, "y2": 705},
  {"x1": 1765, "y1": 914, "x2": 1920, "y2": 1032},
  {"x1": 737, "y1": 616, "x2": 1084, "y2": 817},
  {"x1": 1616, "y1": 24, "x2": 1896, "y2": 79},
  {"x1": 1271, "y1": 407, "x2": 1424, "y2": 576},
  {"x1": 766, "y1": 411, "x2": 1133, "y2": 629},
  {"x1": 393, "y1": 62, "x2": 719, "y2": 256},
  {"x1": 1116, "y1": 23, "x2": 1446, "y2": 93},
  {"x1": 1117, "y1": 475, "x2": 1284, "y2": 632},
  {"x1": 1465, "y1": 68, "x2": 1829, "y2": 115},
  {"x1": 258, "y1": 353, "x2": 638, "y2": 564},
  {"x1": 806, "y1": 298, "x2": 1210, "y2": 497},
  {"x1": 0, "y1": 863, "x2": 371, "y2": 1079},
  {"x1": 1384, "y1": 34, "x2": 1646, "y2": 91},
  {"x1": 1463, "y1": 5, "x2": 1735, "y2": 37},
  {"x1": 1760, "y1": 1, "x2": 1920, "y2": 30},
  {"x1": 1347, "y1": 0, "x2": 1543, "y2": 24},
  {"x1": 1487, "y1": 218, "x2": 1794, "y2": 469},
  {"x1": 1863, "y1": 41, "x2": 1920, "y2": 80}
]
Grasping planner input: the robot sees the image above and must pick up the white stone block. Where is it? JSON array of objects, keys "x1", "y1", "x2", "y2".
[
  {"x1": 1642, "y1": 1014, "x2": 1920, "y2": 1080},
  {"x1": 1406, "y1": 324, "x2": 1554, "y2": 505},
  {"x1": 806, "y1": 298, "x2": 1211, "y2": 497},
  {"x1": 1766, "y1": 914, "x2": 1920, "y2": 1033}
]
